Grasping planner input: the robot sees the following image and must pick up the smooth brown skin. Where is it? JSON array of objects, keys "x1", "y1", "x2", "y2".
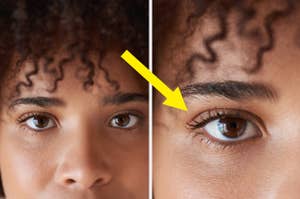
[
  {"x1": 154, "y1": 0, "x2": 300, "y2": 198},
  {"x1": 0, "y1": 50, "x2": 148, "y2": 199}
]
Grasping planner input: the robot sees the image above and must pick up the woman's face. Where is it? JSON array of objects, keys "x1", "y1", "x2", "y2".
[
  {"x1": 0, "y1": 50, "x2": 148, "y2": 198},
  {"x1": 154, "y1": 1, "x2": 300, "y2": 198}
]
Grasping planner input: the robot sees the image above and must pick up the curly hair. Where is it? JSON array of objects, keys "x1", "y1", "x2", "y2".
[
  {"x1": 154, "y1": 0, "x2": 296, "y2": 83},
  {"x1": 0, "y1": 0, "x2": 148, "y2": 99}
]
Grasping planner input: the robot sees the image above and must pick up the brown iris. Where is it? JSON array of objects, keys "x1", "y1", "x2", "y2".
[
  {"x1": 217, "y1": 117, "x2": 247, "y2": 138},
  {"x1": 32, "y1": 116, "x2": 50, "y2": 128},
  {"x1": 114, "y1": 114, "x2": 130, "y2": 127}
]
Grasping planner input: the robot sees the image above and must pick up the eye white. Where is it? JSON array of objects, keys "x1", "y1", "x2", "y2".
[
  {"x1": 25, "y1": 116, "x2": 56, "y2": 131},
  {"x1": 110, "y1": 114, "x2": 139, "y2": 129},
  {"x1": 204, "y1": 119, "x2": 258, "y2": 142}
]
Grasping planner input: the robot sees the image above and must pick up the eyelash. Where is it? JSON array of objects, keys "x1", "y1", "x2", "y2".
[
  {"x1": 187, "y1": 110, "x2": 226, "y2": 130},
  {"x1": 17, "y1": 112, "x2": 53, "y2": 122},
  {"x1": 186, "y1": 108, "x2": 266, "y2": 147}
]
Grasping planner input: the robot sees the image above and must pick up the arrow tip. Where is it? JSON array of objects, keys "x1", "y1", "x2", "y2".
[{"x1": 162, "y1": 87, "x2": 188, "y2": 111}]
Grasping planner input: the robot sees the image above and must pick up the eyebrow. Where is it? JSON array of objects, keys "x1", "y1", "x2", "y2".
[
  {"x1": 181, "y1": 81, "x2": 278, "y2": 102},
  {"x1": 10, "y1": 97, "x2": 65, "y2": 109},
  {"x1": 103, "y1": 92, "x2": 148, "y2": 105}
]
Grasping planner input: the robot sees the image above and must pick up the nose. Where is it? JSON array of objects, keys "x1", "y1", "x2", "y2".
[{"x1": 54, "y1": 132, "x2": 112, "y2": 189}]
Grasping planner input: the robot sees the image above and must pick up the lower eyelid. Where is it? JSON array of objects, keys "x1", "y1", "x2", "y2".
[
  {"x1": 17, "y1": 112, "x2": 56, "y2": 122},
  {"x1": 191, "y1": 131, "x2": 263, "y2": 151},
  {"x1": 18, "y1": 124, "x2": 44, "y2": 135}
]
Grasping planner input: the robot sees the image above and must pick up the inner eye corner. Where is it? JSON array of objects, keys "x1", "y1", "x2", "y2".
[{"x1": 185, "y1": 121, "x2": 201, "y2": 130}]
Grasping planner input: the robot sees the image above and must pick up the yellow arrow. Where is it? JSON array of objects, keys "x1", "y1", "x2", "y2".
[{"x1": 121, "y1": 50, "x2": 187, "y2": 111}]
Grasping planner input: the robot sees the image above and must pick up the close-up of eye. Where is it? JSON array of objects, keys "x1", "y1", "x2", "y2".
[
  {"x1": 18, "y1": 113, "x2": 57, "y2": 131},
  {"x1": 187, "y1": 109, "x2": 265, "y2": 143},
  {"x1": 109, "y1": 113, "x2": 141, "y2": 129}
]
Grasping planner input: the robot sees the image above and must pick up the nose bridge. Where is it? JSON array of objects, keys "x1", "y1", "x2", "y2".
[{"x1": 54, "y1": 117, "x2": 112, "y2": 189}]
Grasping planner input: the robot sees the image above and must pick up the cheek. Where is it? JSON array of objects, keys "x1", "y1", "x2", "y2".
[
  {"x1": 116, "y1": 135, "x2": 148, "y2": 195},
  {"x1": 0, "y1": 130, "x2": 57, "y2": 196},
  {"x1": 154, "y1": 121, "x2": 205, "y2": 198}
]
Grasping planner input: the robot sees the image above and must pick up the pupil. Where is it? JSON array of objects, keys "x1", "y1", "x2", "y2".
[
  {"x1": 218, "y1": 117, "x2": 247, "y2": 138},
  {"x1": 33, "y1": 116, "x2": 49, "y2": 128},
  {"x1": 116, "y1": 115, "x2": 130, "y2": 126}
]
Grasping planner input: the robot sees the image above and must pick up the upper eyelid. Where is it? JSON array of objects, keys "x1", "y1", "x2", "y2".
[
  {"x1": 17, "y1": 112, "x2": 60, "y2": 127},
  {"x1": 186, "y1": 108, "x2": 268, "y2": 135},
  {"x1": 106, "y1": 110, "x2": 145, "y2": 124},
  {"x1": 188, "y1": 108, "x2": 261, "y2": 123}
]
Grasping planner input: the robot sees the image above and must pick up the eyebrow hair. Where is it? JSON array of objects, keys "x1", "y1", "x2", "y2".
[
  {"x1": 103, "y1": 92, "x2": 148, "y2": 105},
  {"x1": 181, "y1": 81, "x2": 278, "y2": 102},
  {"x1": 10, "y1": 97, "x2": 65, "y2": 109}
]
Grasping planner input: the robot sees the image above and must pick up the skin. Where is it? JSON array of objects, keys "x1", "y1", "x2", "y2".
[
  {"x1": 0, "y1": 49, "x2": 148, "y2": 199},
  {"x1": 154, "y1": 0, "x2": 300, "y2": 198}
]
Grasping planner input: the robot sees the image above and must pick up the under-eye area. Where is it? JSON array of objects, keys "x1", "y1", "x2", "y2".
[{"x1": 186, "y1": 108, "x2": 267, "y2": 147}]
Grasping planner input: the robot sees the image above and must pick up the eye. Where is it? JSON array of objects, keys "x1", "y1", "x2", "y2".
[
  {"x1": 187, "y1": 109, "x2": 264, "y2": 143},
  {"x1": 110, "y1": 113, "x2": 140, "y2": 129},
  {"x1": 203, "y1": 116, "x2": 259, "y2": 142},
  {"x1": 23, "y1": 114, "x2": 56, "y2": 131}
]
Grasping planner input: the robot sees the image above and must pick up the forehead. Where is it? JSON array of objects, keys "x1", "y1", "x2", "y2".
[
  {"x1": 156, "y1": 0, "x2": 300, "y2": 86},
  {"x1": 1, "y1": 49, "x2": 147, "y2": 101}
]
